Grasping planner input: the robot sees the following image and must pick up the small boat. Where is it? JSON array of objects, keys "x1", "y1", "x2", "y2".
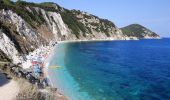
[{"x1": 49, "y1": 66, "x2": 62, "y2": 69}]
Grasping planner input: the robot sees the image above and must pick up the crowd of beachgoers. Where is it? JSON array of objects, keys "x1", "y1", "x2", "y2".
[
  {"x1": 0, "y1": 41, "x2": 57, "y2": 86},
  {"x1": 20, "y1": 42, "x2": 58, "y2": 87},
  {"x1": 22, "y1": 46, "x2": 50, "y2": 77},
  {"x1": 0, "y1": 46, "x2": 53, "y2": 88},
  {"x1": 0, "y1": 41, "x2": 69, "y2": 100}
]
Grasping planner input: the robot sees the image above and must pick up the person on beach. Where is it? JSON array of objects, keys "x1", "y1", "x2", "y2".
[{"x1": 33, "y1": 64, "x2": 41, "y2": 78}]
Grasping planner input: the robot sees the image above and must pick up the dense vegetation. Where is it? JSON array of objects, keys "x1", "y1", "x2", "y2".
[
  {"x1": 71, "y1": 10, "x2": 116, "y2": 37},
  {"x1": 0, "y1": 0, "x2": 119, "y2": 38},
  {"x1": 121, "y1": 24, "x2": 158, "y2": 38},
  {"x1": 0, "y1": 0, "x2": 62, "y2": 27},
  {"x1": 0, "y1": 0, "x2": 61, "y2": 12},
  {"x1": 61, "y1": 10, "x2": 87, "y2": 38},
  {"x1": 0, "y1": 0, "x2": 90, "y2": 37}
]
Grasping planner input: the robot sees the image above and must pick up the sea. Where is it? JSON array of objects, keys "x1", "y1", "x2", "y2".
[{"x1": 48, "y1": 38, "x2": 170, "y2": 100}]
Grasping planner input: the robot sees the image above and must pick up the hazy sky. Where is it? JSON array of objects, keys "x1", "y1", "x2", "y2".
[{"x1": 24, "y1": 0, "x2": 170, "y2": 37}]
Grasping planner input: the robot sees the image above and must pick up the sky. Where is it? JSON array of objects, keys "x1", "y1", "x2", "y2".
[{"x1": 22, "y1": 0, "x2": 170, "y2": 37}]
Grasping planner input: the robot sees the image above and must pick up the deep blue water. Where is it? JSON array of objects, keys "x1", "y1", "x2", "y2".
[{"x1": 49, "y1": 38, "x2": 170, "y2": 100}]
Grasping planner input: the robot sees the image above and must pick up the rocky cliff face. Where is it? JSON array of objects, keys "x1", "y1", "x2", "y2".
[
  {"x1": 60, "y1": 10, "x2": 125, "y2": 40},
  {"x1": 0, "y1": 1, "x2": 160, "y2": 63}
]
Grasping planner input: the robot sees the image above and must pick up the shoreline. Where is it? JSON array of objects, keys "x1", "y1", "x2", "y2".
[
  {"x1": 44, "y1": 37, "x2": 162, "y2": 99},
  {"x1": 58, "y1": 37, "x2": 162, "y2": 44},
  {"x1": 20, "y1": 43, "x2": 67, "y2": 99},
  {"x1": 58, "y1": 38, "x2": 137, "y2": 44},
  {"x1": 19, "y1": 37, "x2": 162, "y2": 99},
  {"x1": 45, "y1": 38, "x2": 137, "y2": 99},
  {"x1": 46, "y1": 42, "x2": 92, "y2": 100}
]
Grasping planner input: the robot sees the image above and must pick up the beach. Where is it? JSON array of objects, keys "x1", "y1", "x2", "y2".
[
  {"x1": 48, "y1": 38, "x2": 170, "y2": 100},
  {"x1": 20, "y1": 41, "x2": 68, "y2": 99},
  {"x1": 38, "y1": 39, "x2": 150, "y2": 100},
  {"x1": 0, "y1": 42, "x2": 65, "y2": 99}
]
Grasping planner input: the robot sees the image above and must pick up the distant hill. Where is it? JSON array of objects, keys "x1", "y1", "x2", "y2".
[{"x1": 121, "y1": 24, "x2": 160, "y2": 39}]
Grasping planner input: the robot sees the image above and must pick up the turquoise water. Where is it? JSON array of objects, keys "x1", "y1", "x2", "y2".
[
  {"x1": 48, "y1": 43, "x2": 91, "y2": 100},
  {"x1": 48, "y1": 39, "x2": 170, "y2": 100}
]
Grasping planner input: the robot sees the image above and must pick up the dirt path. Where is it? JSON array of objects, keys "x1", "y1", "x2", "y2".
[{"x1": 0, "y1": 72, "x2": 19, "y2": 100}]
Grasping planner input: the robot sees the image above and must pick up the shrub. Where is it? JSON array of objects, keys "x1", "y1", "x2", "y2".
[{"x1": 61, "y1": 10, "x2": 87, "y2": 38}]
